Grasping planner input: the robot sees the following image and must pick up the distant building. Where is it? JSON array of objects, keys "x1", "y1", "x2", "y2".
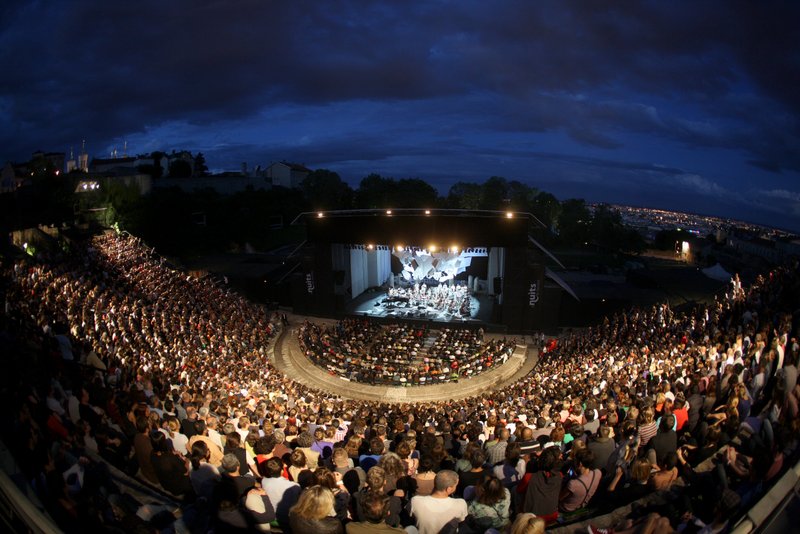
[
  {"x1": 133, "y1": 154, "x2": 168, "y2": 177},
  {"x1": 90, "y1": 156, "x2": 137, "y2": 173},
  {"x1": 728, "y1": 235, "x2": 782, "y2": 264},
  {"x1": 1, "y1": 162, "x2": 29, "y2": 192},
  {"x1": 76, "y1": 171, "x2": 153, "y2": 196},
  {"x1": 31, "y1": 151, "x2": 66, "y2": 173},
  {"x1": 155, "y1": 173, "x2": 272, "y2": 194},
  {"x1": 266, "y1": 161, "x2": 312, "y2": 188}
]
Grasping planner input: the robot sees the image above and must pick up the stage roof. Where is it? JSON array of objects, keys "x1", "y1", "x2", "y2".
[{"x1": 298, "y1": 209, "x2": 534, "y2": 247}]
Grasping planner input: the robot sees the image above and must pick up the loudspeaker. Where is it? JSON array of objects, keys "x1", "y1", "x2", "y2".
[{"x1": 493, "y1": 277, "x2": 502, "y2": 294}]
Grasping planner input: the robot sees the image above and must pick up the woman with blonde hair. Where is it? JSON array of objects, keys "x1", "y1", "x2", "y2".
[
  {"x1": 509, "y1": 513, "x2": 545, "y2": 534},
  {"x1": 289, "y1": 485, "x2": 343, "y2": 533},
  {"x1": 164, "y1": 417, "x2": 188, "y2": 455},
  {"x1": 637, "y1": 406, "x2": 657, "y2": 450}
]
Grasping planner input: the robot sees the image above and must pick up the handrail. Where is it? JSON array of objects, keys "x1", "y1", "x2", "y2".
[
  {"x1": 0, "y1": 469, "x2": 61, "y2": 534},
  {"x1": 731, "y1": 459, "x2": 800, "y2": 534}
]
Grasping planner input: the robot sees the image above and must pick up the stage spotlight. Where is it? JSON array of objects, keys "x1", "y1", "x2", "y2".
[
  {"x1": 424, "y1": 209, "x2": 431, "y2": 215},
  {"x1": 317, "y1": 212, "x2": 324, "y2": 218},
  {"x1": 386, "y1": 210, "x2": 392, "y2": 215},
  {"x1": 430, "y1": 245, "x2": 437, "y2": 252},
  {"x1": 395, "y1": 244, "x2": 403, "y2": 251},
  {"x1": 506, "y1": 211, "x2": 513, "y2": 218},
  {"x1": 367, "y1": 244, "x2": 374, "y2": 250}
]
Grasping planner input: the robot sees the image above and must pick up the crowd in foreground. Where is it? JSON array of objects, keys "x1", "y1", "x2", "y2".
[{"x1": 0, "y1": 230, "x2": 798, "y2": 534}]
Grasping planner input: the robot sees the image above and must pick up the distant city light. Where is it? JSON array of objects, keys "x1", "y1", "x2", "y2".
[
  {"x1": 424, "y1": 210, "x2": 431, "y2": 215},
  {"x1": 317, "y1": 212, "x2": 324, "y2": 218},
  {"x1": 386, "y1": 210, "x2": 392, "y2": 215},
  {"x1": 506, "y1": 212, "x2": 513, "y2": 218}
]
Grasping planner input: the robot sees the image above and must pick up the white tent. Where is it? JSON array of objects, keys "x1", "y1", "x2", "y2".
[{"x1": 702, "y1": 263, "x2": 731, "y2": 282}]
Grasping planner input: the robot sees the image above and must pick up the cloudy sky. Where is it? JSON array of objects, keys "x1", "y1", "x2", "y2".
[{"x1": 2, "y1": 1, "x2": 799, "y2": 229}]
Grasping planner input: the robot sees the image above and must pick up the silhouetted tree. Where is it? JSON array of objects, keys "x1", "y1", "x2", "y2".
[
  {"x1": 480, "y1": 176, "x2": 509, "y2": 209},
  {"x1": 532, "y1": 191, "x2": 561, "y2": 229},
  {"x1": 446, "y1": 181, "x2": 482, "y2": 209},
  {"x1": 506, "y1": 180, "x2": 537, "y2": 212},
  {"x1": 355, "y1": 173, "x2": 394, "y2": 208},
  {"x1": 558, "y1": 198, "x2": 591, "y2": 244},
  {"x1": 168, "y1": 159, "x2": 192, "y2": 178},
  {"x1": 194, "y1": 153, "x2": 209, "y2": 176},
  {"x1": 301, "y1": 169, "x2": 353, "y2": 210},
  {"x1": 394, "y1": 178, "x2": 439, "y2": 208}
]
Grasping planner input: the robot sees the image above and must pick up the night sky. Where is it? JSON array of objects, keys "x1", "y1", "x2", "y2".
[{"x1": 2, "y1": 1, "x2": 799, "y2": 230}]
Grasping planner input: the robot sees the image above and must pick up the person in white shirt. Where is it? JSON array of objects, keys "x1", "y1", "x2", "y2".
[
  {"x1": 261, "y1": 457, "x2": 301, "y2": 528},
  {"x1": 410, "y1": 470, "x2": 468, "y2": 534}
]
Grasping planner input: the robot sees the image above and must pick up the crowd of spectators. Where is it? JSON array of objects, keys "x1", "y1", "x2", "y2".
[
  {"x1": 299, "y1": 320, "x2": 514, "y2": 385},
  {"x1": 0, "y1": 230, "x2": 799, "y2": 534}
]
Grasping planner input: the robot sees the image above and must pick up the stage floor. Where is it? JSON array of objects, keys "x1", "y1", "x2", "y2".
[{"x1": 347, "y1": 288, "x2": 494, "y2": 324}]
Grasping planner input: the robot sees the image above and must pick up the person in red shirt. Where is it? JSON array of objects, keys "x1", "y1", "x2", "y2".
[{"x1": 672, "y1": 395, "x2": 689, "y2": 432}]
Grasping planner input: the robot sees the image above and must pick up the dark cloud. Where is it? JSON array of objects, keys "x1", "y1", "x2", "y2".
[{"x1": 1, "y1": 1, "x2": 799, "y2": 226}]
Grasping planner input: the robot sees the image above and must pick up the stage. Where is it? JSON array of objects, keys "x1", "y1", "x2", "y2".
[{"x1": 347, "y1": 285, "x2": 495, "y2": 323}]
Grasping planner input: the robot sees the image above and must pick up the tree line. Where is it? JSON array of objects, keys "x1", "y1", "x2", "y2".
[{"x1": 1, "y1": 166, "x2": 645, "y2": 257}]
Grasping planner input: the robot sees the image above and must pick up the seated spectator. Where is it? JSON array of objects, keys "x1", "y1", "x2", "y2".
[
  {"x1": 602, "y1": 458, "x2": 652, "y2": 510},
  {"x1": 647, "y1": 414, "x2": 677, "y2": 466},
  {"x1": 314, "y1": 467, "x2": 350, "y2": 523},
  {"x1": 345, "y1": 492, "x2": 406, "y2": 534},
  {"x1": 509, "y1": 513, "x2": 546, "y2": 534},
  {"x1": 296, "y1": 430, "x2": 321, "y2": 469},
  {"x1": 457, "y1": 448, "x2": 487, "y2": 497},
  {"x1": 149, "y1": 430, "x2": 193, "y2": 497},
  {"x1": 558, "y1": 448, "x2": 601, "y2": 513},
  {"x1": 213, "y1": 453, "x2": 275, "y2": 533},
  {"x1": 289, "y1": 448, "x2": 309, "y2": 482},
  {"x1": 492, "y1": 442, "x2": 524, "y2": 489},
  {"x1": 466, "y1": 475, "x2": 511, "y2": 531},
  {"x1": 261, "y1": 457, "x2": 301, "y2": 528},
  {"x1": 409, "y1": 470, "x2": 468, "y2": 534},
  {"x1": 352, "y1": 467, "x2": 403, "y2": 527},
  {"x1": 360, "y1": 437, "x2": 385, "y2": 472},
  {"x1": 189, "y1": 440, "x2": 221, "y2": 502},
  {"x1": 587, "y1": 425, "x2": 615, "y2": 472},
  {"x1": 289, "y1": 485, "x2": 343, "y2": 534},
  {"x1": 522, "y1": 446, "x2": 562, "y2": 523},
  {"x1": 396, "y1": 440, "x2": 418, "y2": 476},
  {"x1": 413, "y1": 455, "x2": 437, "y2": 496}
]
